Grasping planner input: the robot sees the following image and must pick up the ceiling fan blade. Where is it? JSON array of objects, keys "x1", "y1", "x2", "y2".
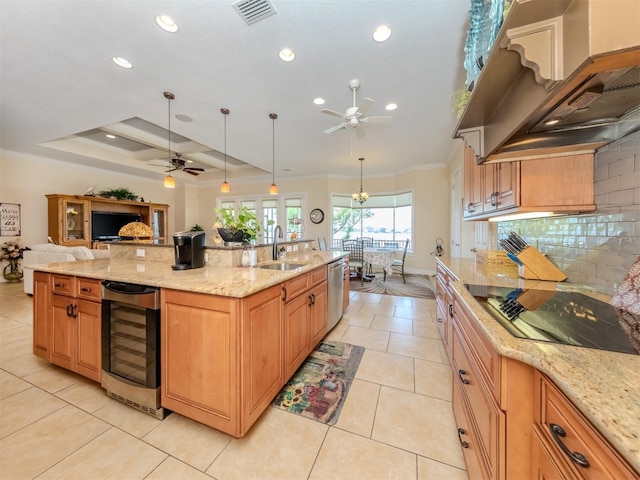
[
  {"x1": 185, "y1": 167, "x2": 205, "y2": 172},
  {"x1": 321, "y1": 109, "x2": 345, "y2": 118},
  {"x1": 362, "y1": 115, "x2": 393, "y2": 123},
  {"x1": 165, "y1": 167, "x2": 177, "y2": 173},
  {"x1": 185, "y1": 170, "x2": 200, "y2": 176},
  {"x1": 324, "y1": 123, "x2": 348, "y2": 134},
  {"x1": 356, "y1": 97, "x2": 375, "y2": 116}
]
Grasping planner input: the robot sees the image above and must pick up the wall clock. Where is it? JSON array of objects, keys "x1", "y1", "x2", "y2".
[{"x1": 310, "y1": 208, "x2": 324, "y2": 224}]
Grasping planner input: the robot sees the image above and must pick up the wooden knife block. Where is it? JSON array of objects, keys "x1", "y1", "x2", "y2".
[{"x1": 516, "y1": 247, "x2": 567, "y2": 281}]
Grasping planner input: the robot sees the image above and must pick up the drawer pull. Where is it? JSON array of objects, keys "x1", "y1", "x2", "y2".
[
  {"x1": 282, "y1": 286, "x2": 287, "y2": 302},
  {"x1": 448, "y1": 304, "x2": 454, "y2": 318},
  {"x1": 549, "y1": 423, "x2": 590, "y2": 469},
  {"x1": 457, "y1": 428, "x2": 469, "y2": 448},
  {"x1": 458, "y1": 369, "x2": 470, "y2": 384},
  {"x1": 66, "y1": 304, "x2": 73, "y2": 317},
  {"x1": 80, "y1": 287, "x2": 92, "y2": 292},
  {"x1": 436, "y1": 316, "x2": 444, "y2": 323},
  {"x1": 54, "y1": 283, "x2": 65, "y2": 288}
]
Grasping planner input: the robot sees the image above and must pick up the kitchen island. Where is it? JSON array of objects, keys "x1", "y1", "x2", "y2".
[
  {"x1": 436, "y1": 257, "x2": 639, "y2": 479},
  {"x1": 30, "y1": 248, "x2": 348, "y2": 437}
]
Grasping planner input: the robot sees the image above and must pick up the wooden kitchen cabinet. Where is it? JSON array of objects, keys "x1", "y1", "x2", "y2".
[
  {"x1": 532, "y1": 371, "x2": 638, "y2": 480},
  {"x1": 451, "y1": 288, "x2": 535, "y2": 480},
  {"x1": 46, "y1": 274, "x2": 102, "y2": 382},
  {"x1": 283, "y1": 266, "x2": 328, "y2": 379},
  {"x1": 46, "y1": 194, "x2": 169, "y2": 248},
  {"x1": 435, "y1": 262, "x2": 456, "y2": 357},
  {"x1": 461, "y1": 147, "x2": 595, "y2": 220}
]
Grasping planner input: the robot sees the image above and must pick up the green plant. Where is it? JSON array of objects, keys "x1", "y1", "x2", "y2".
[
  {"x1": 214, "y1": 207, "x2": 274, "y2": 241},
  {"x1": 190, "y1": 224, "x2": 204, "y2": 231},
  {"x1": 97, "y1": 187, "x2": 138, "y2": 201},
  {"x1": 451, "y1": 88, "x2": 471, "y2": 119}
]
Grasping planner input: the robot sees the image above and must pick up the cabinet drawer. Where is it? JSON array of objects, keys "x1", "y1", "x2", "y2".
[
  {"x1": 284, "y1": 273, "x2": 310, "y2": 300},
  {"x1": 453, "y1": 379, "x2": 489, "y2": 480},
  {"x1": 534, "y1": 372, "x2": 637, "y2": 480},
  {"x1": 76, "y1": 277, "x2": 102, "y2": 301},
  {"x1": 453, "y1": 294, "x2": 501, "y2": 403},
  {"x1": 51, "y1": 274, "x2": 75, "y2": 296},
  {"x1": 310, "y1": 266, "x2": 327, "y2": 286},
  {"x1": 531, "y1": 424, "x2": 578, "y2": 480},
  {"x1": 452, "y1": 325, "x2": 504, "y2": 480}
]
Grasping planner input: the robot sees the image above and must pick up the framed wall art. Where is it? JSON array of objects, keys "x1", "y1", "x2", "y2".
[{"x1": 1, "y1": 203, "x2": 21, "y2": 236}]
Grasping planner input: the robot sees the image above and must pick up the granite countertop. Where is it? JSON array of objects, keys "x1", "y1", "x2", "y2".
[
  {"x1": 437, "y1": 257, "x2": 640, "y2": 472},
  {"x1": 31, "y1": 250, "x2": 348, "y2": 298}
]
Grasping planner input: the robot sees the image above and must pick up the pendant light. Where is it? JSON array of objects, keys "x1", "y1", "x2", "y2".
[
  {"x1": 163, "y1": 91, "x2": 176, "y2": 189},
  {"x1": 220, "y1": 108, "x2": 231, "y2": 193},
  {"x1": 352, "y1": 157, "x2": 369, "y2": 204},
  {"x1": 269, "y1": 113, "x2": 278, "y2": 195}
]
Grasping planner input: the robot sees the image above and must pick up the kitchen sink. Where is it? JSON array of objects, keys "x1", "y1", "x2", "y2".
[{"x1": 256, "y1": 262, "x2": 305, "y2": 271}]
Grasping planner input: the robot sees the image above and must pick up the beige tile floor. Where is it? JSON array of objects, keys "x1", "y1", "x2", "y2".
[{"x1": 0, "y1": 280, "x2": 469, "y2": 480}]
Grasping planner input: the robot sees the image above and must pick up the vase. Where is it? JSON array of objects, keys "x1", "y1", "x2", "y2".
[
  {"x1": 3, "y1": 259, "x2": 23, "y2": 282},
  {"x1": 217, "y1": 228, "x2": 248, "y2": 243}
]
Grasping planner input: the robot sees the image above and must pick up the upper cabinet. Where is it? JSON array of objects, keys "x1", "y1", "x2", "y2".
[
  {"x1": 462, "y1": 144, "x2": 595, "y2": 221},
  {"x1": 455, "y1": 0, "x2": 640, "y2": 164},
  {"x1": 46, "y1": 194, "x2": 169, "y2": 248}
]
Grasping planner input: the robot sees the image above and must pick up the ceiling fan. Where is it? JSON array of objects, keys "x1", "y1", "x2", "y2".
[
  {"x1": 321, "y1": 79, "x2": 392, "y2": 135},
  {"x1": 164, "y1": 153, "x2": 204, "y2": 176}
]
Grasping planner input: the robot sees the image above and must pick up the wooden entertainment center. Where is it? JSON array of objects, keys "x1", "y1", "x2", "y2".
[{"x1": 46, "y1": 194, "x2": 169, "y2": 248}]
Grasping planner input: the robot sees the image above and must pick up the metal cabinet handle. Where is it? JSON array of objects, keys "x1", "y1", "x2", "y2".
[
  {"x1": 311, "y1": 293, "x2": 315, "y2": 305},
  {"x1": 436, "y1": 316, "x2": 444, "y2": 323},
  {"x1": 448, "y1": 304, "x2": 454, "y2": 318},
  {"x1": 282, "y1": 286, "x2": 287, "y2": 302},
  {"x1": 55, "y1": 283, "x2": 65, "y2": 288},
  {"x1": 549, "y1": 423, "x2": 590, "y2": 468},
  {"x1": 80, "y1": 287, "x2": 92, "y2": 292},
  {"x1": 457, "y1": 428, "x2": 469, "y2": 448},
  {"x1": 308, "y1": 294, "x2": 313, "y2": 307},
  {"x1": 466, "y1": 202, "x2": 474, "y2": 214},
  {"x1": 66, "y1": 304, "x2": 73, "y2": 317},
  {"x1": 458, "y1": 369, "x2": 470, "y2": 384}
]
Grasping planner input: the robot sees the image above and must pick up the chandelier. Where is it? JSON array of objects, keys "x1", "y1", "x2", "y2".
[{"x1": 352, "y1": 157, "x2": 369, "y2": 204}]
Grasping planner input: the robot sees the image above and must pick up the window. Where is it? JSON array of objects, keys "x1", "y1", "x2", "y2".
[
  {"x1": 331, "y1": 191, "x2": 413, "y2": 251},
  {"x1": 261, "y1": 199, "x2": 278, "y2": 243},
  {"x1": 285, "y1": 198, "x2": 303, "y2": 238}
]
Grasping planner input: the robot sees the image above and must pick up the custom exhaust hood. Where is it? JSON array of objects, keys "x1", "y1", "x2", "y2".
[{"x1": 455, "y1": 0, "x2": 640, "y2": 164}]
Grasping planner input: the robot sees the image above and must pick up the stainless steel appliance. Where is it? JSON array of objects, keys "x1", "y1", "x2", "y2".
[
  {"x1": 101, "y1": 281, "x2": 168, "y2": 419},
  {"x1": 466, "y1": 284, "x2": 638, "y2": 355},
  {"x1": 172, "y1": 230, "x2": 205, "y2": 270},
  {"x1": 328, "y1": 258, "x2": 346, "y2": 330}
]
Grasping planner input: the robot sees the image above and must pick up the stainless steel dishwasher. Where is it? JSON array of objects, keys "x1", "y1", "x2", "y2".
[{"x1": 327, "y1": 258, "x2": 346, "y2": 330}]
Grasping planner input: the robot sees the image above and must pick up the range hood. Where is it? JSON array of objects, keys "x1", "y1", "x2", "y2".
[{"x1": 455, "y1": 0, "x2": 640, "y2": 164}]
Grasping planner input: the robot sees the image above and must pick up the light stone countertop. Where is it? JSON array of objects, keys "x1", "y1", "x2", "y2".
[
  {"x1": 437, "y1": 257, "x2": 640, "y2": 473},
  {"x1": 31, "y1": 250, "x2": 348, "y2": 298}
]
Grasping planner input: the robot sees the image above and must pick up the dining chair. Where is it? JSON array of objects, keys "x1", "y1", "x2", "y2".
[
  {"x1": 342, "y1": 239, "x2": 365, "y2": 285},
  {"x1": 317, "y1": 237, "x2": 327, "y2": 250},
  {"x1": 383, "y1": 241, "x2": 399, "y2": 249},
  {"x1": 390, "y1": 239, "x2": 410, "y2": 283}
]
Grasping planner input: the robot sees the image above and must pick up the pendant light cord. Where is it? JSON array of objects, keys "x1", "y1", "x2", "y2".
[{"x1": 224, "y1": 112, "x2": 227, "y2": 182}]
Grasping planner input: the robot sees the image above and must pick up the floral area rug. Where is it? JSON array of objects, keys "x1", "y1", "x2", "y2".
[
  {"x1": 349, "y1": 273, "x2": 436, "y2": 299},
  {"x1": 272, "y1": 341, "x2": 365, "y2": 425}
]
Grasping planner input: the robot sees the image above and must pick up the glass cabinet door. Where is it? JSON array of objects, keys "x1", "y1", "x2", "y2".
[
  {"x1": 152, "y1": 207, "x2": 167, "y2": 241},
  {"x1": 63, "y1": 199, "x2": 89, "y2": 245}
]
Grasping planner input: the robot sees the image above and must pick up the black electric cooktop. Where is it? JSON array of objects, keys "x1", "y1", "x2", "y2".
[{"x1": 466, "y1": 284, "x2": 638, "y2": 355}]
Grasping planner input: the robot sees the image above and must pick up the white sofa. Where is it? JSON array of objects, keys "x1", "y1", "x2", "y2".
[{"x1": 23, "y1": 244, "x2": 110, "y2": 295}]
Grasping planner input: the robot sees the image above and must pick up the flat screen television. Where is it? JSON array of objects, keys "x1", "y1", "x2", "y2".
[{"x1": 91, "y1": 211, "x2": 142, "y2": 240}]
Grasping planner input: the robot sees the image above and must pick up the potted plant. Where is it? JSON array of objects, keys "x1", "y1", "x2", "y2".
[{"x1": 214, "y1": 207, "x2": 273, "y2": 243}]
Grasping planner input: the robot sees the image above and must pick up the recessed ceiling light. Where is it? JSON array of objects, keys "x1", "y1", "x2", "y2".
[
  {"x1": 385, "y1": 103, "x2": 398, "y2": 111},
  {"x1": 313, "y1": 98, "x2": 325, "y2": 105},
  {"x1": 105, "y1": 134, "x2": 116, "y2": 139},
  {"x1": 279, "y1": 48, "x2": 295, "y2": 62},
  {"x1": 155, "y1": 14, "x2": 178, "y2": 33},
  {"x1": 373, "y1": 25, "x2": 392, "y2": 42},
  {"x1": 545, "y1": 118, "x2": 561, "y2": 126},
  {"x1": 112, "y1": 57, "x2": 133, "y2": 69},
  {"x1": 175, "y1": 114, "x2": 193, "y2": 122}
]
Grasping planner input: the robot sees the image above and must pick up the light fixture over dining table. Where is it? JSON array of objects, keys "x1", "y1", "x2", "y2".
[{"x1": 352, "y1": 157, "x2": 369, "y2": 204}]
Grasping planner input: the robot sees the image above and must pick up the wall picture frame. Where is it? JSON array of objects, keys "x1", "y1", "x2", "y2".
[{"x1": 1, "y1": 203, "x2": 21, "y2": 236}]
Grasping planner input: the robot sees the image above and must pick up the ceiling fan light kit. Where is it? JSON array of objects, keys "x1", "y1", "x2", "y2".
[{"x1": 321, "y1": 79, "x2": 392, "y2": 135}]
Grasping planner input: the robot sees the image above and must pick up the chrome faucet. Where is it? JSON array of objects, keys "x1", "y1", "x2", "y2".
[{"x1": 272, "y1": 225, "x2": 284, "y2": 260}]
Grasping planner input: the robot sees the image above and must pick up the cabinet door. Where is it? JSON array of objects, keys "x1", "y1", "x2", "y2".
[
  {"x1": 61, "y1": 198, "x2": 90, "y2": 246},
  {"x1": 33, "y1": 272, "x2": 50, "y2": 359},
  {"x1": 495, "y1": 162, "x2": 518, "y2": 210},
  {"x1": 242, "y1": 285, "x2": 284, "y2": 430},
  {"x1": 463, "y1": 144, "x2": 484, "y2": 217},
  {"x1": 283, "y1": 293, "x2": 311, "y2": 379},
  {"x1": 309, "y1": 282, "x2": 328, "y2": 349},
  {"x1": 75, "y1": 299, "x2": 101, "y2": 382},
  {"x1": 453, "y1": 379, "x2": 489, "y2": 480},
  {"x1": 150, "y1": 206, "x2": 168, "y2": 240},
  {"x1": 161, "y1": 289, "x2": 239, "y2": 436},
  {"x1": 50, "y1": 294, "x2": 75, "y2": 371}
]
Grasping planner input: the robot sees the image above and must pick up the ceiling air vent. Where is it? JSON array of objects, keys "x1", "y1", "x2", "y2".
[{"x1": 232, "y1": 0, "x2": 277, "y2": 25}]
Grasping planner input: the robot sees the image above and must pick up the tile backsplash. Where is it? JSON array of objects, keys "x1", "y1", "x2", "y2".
[{"x1": 498, "y1": 133, "x2": 639, "y2": 295}]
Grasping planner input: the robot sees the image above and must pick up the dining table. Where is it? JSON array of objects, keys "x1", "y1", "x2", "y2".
[{"x1": 363, "y1": 247, "x2": 399, "y2": 278}]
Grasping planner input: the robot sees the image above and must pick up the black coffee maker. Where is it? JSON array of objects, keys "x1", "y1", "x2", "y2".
[{"x1": 172, "y1": 231, "x2": 206, "y2": 270}]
